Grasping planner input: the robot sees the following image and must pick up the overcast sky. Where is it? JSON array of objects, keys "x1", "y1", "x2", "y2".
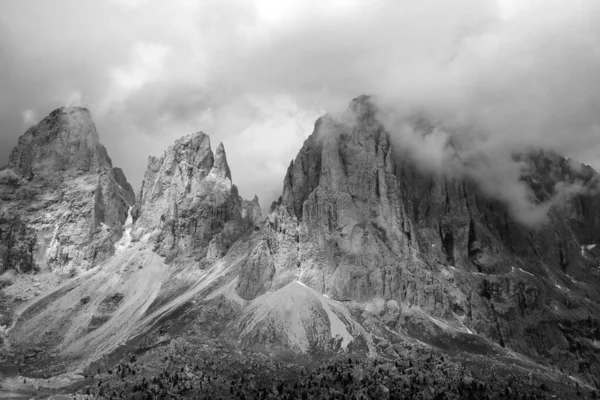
[{"x1": 1, "y1": 0, "x2": 599, "y2": 212}]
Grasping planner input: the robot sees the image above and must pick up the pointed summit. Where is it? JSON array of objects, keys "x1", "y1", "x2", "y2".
[
  {"x1": 8, "y1": 106, "x2": 110, "y2": 178},
  {"x1": 133, "y1": 133, "x2": 252, "y2": 261},
  {"x1": 212, "y1": 142, "x2": 232, "y2": 181},
  {"x1": 347, "y1": 94, "x2": 377, "y2": 121}
]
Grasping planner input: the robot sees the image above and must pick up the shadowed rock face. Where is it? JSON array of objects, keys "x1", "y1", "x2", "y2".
[
  {"x1": 0, "y1": 107, "x2": 136, "y2": 274},
  {"x1": 132, "y1": 133, "x2": 261, "y2": 263},
  {"x1": 239, "y1": 95, "x2": 600, "y2": 385}
]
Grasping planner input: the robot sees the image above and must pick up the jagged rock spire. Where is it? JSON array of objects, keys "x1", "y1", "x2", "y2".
[
  {"x1": 133, "y1": 132, "x2": 257, "y2": 262},
  {"x1": 212, "y1": 142, "x2": 232, "y2": 181}
]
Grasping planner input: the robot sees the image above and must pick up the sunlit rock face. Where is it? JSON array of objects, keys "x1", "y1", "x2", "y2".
[
  {"x1": 236, "y1": 95, "x2": 600, "y2": 384},
  {"x1": 132, "y1": 133, "x2": 261, "y2": 263},
  {"x1": 0, "y1": 107, "x2": 135, "y2": 274}
]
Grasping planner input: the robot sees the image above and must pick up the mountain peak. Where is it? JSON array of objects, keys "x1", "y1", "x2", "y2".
[
  {"x1": 133, "y1": 133, "x2": 250, "y2": 261},
  {"x1": 348, "y1": 94, "x2": 377, "y2": 120},
  {"x1": 5, "y1": 95, "x2": 600, "y2": 395},
  {"x1": 0, "y1": 106, "x2": 135, "y2": 274},
  {"x1": 8, "y1": 106, "x2": 110, "y2": 178},
  {"x1": 169, "y1": 131, "x2": 211, "y2": 157},
  {"x1": 212, "y1": 141, "x2": 232, "y2": 181},
  {"x1": 51, "y1": 105, "x2": 91, "y2": 115},
  {"x1": 46, "y1": 106, "x2": 97, "y2": 139}
]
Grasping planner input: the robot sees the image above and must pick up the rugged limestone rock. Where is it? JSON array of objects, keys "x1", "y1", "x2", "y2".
[
  {"x1": 132, "y1": 133, "x2": 261, "y2": 263},
  {"x1": 5, "y1": 131, "x2": 264, "y2": 370},
  {"x1": 4, "y1": 98, "x2": 600, "y2": 393},
  {"x1": 0, "y1": 107, "x2": 135, "y2": 274},
  {"x1": 242, "y1": 95, "x2": 600, "y2": 385}
]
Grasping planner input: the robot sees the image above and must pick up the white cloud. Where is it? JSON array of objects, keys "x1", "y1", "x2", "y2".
[
  {"x1": 66, "y1": 90, "x2": 83, "y2": 107},
  {"x1": 21, "y1": 109, "x2": 37, "y2": 127},
  {"x1": 224, "y1": 94, "x2": 322, "y2": 208},
  {"x1": 98, "y1": 42, "x2": 170, "y2": 115},
  {"x1": 108, "y1": 0, "x2": 151, "y2": 7},
  {"x1": 2, "y1": 0, "x2": 600, "y2": 215},
  {"x1": 112, "y1": 42, "x2": 169, "y2": 91}
]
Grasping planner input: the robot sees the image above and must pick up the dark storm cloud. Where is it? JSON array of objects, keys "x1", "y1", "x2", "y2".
[{"x1": 1, "y1": 0, "x2": 599, "y2": 219}]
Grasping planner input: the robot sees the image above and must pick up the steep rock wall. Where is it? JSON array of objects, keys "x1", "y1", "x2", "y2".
[
  {"x1": 239, "y1": 95, "x2": 600, "y2": 384},
  {"x1": 0, "y1": 107, "x2": 135, "y2": 274}
]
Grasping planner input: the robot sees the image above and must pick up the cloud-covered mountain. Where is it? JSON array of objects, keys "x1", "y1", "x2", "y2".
[{"x1": 2, "y1": 98, "x2": 600, "y2": 398}]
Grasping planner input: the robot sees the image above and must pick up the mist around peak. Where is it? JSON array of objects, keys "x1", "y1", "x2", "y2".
[{"x1": 312, "y1": 95, "x2": 600, "y2": 228}]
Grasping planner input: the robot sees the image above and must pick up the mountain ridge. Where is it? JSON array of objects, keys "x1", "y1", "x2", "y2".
[{"x1": 1, "y1": 98, "x2": 600, "y2": 398}]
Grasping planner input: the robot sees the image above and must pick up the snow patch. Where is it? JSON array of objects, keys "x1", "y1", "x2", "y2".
[
  {"x1": 115, "y1": 207, "x2": 133, "y2": 252},
  {"x1": 518, "y1": 268, "x2": 534, "y2": 277},
  {"x1": 425, "y1": 313, "x2": 454, "y2": 331},
  {"x1": 296, "y1": 280, "x2": 309, "y2": 289},
  {"x1": 581, "y1": 244, "x2": 596, "y2": 256},
  {"x1": 317, "y1": 293, "x2": 354, "y2": 349},
  {"x1": 555, "y1": 283, "x2": 567, "y2": 291}
]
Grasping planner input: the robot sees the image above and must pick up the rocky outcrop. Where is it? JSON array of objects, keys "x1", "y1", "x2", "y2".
[
  {"x1": 132, "y1": 133, "x2": 261, "y2": 263},
  {"x1": 239, "y1": 95, "x2": 600, "y2": 385},
  {"x1": 0, "y1": 107, "x2": 135, "y2": 275}
]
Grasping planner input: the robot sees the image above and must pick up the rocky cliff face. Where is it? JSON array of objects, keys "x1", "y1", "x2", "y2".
[
  {"x1": 0, "y1": 107, "x2": 135, "y2": 274},
  {"x1": 132, "y1": 133, "x2": 260, "y2": 264},
  {"x1": 3, "y1": 131, "x2": 267, "y2": 374},
  {"x1": 4, "y1": 99, "x2": 600, "y2": 395},
  {"x1": 237, "y1": 95, "x2": 600, "y2": 385}
]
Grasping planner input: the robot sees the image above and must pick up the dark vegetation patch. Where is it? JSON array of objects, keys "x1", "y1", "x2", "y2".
[
  {"x1": 403, "y1": 318, "x2": 501, "y2": 357},
  {"x1": 97, "y1": 293, "x2": 124, "y2": 313},
  {"x1": 0, "y1": 292, "x2": 15, "y2": 328},
  {"x1": 73, "y1": 333, "x2": 595, "y2": 400},
  {"x1": 4, "y1": 300, "x2": 596, "y2": 399},
  {"x1": 87, "y1": 315, "x2": 111, "y2": 331}
]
